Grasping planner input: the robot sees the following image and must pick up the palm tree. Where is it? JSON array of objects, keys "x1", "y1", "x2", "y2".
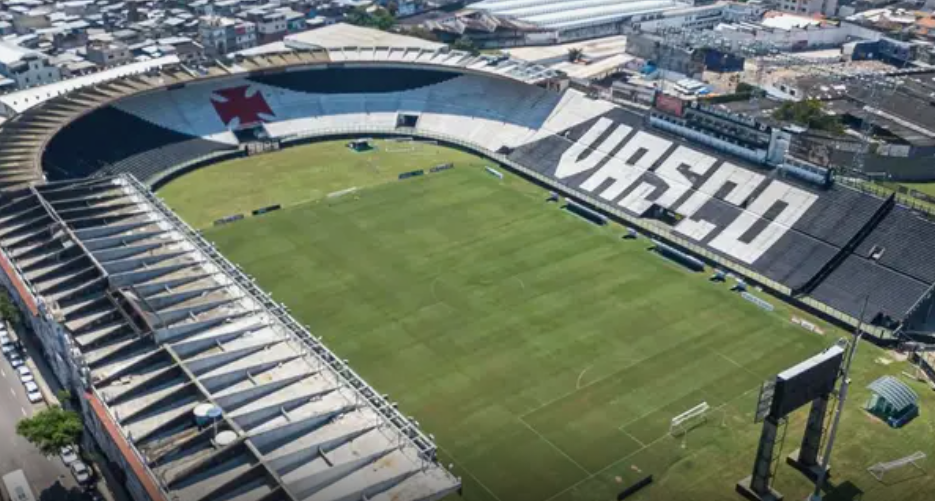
[{"x1": 567, "y1": 48, "x2": 583, "y2": 63}]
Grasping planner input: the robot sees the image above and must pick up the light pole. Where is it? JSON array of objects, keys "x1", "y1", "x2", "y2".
[{"x1": 809, "y1": 297, "x2": 868, "y2": 500}]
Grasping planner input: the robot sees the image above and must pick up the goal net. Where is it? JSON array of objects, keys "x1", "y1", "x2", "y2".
[
  {"x1": 385, "y1": 138, "x2": 439, "y2": 154},
  {"x1": 385, "y1": 137, "x2": 414, "y2": 152},
  {"x1": 669, "y1": 402, "x2": 710, "y2": 437}
]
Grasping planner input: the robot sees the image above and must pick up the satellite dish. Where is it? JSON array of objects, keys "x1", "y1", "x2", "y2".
[
  {"x1": 215, "y1": 431, "x2": 238, "y2": 447},
  {"x1": 193, "y1": 403, "x2": 222, "y2": 425}
]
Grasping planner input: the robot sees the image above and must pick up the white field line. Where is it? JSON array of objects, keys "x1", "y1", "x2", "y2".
[{"x1": 519, "y1": 416, "x2": 591, "y2": 476}]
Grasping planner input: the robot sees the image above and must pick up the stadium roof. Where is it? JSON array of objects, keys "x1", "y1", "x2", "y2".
[
  {"x1": 471, "y1": 0, "x2": 684, "y2": 30},
  {"x1": 0, "y1": 174, "x2": 460, "y2": 501},
  {"x1": 0, "y1": 55, "x2": 181, "y2": 115},
  {"x1": 283, "y1": 23, "x2": 444, "y2": 51}
]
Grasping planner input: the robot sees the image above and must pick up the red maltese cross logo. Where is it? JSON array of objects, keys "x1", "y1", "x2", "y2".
[{"x1": 210, "y1": 85, "x2": 275, "y2": 128}]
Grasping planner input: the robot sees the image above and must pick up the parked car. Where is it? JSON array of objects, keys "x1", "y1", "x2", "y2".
[
  {"x1": 24, "y1": 381, "x2": 42, "y2": 403},
  {"x1": 69, "y1": 460, "x2": 92, "y2": 485},
  {"x1": 8, "y1": 354, "x2": 24, "y2": 368},
  {"x1": 60, "y1": 446, "x2": 79, "y2": 466},
  {"x1": 1, "y1": 342, "x2": 14, "y2": 356},
  {"x1": 0, "y1": 333, "x2": 10, "y2": 344},
  {"x1": 16, "y1": 366, "x2": 33, "y2": 383}
]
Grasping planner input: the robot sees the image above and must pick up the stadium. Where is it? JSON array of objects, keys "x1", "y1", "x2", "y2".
[{"x1": 0, "y1": 33, "x2": 933, "y2": 501}]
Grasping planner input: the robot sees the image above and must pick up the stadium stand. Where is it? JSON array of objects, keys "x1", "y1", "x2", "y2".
[
  {"x1": 2, "y1": 44, "x2": 935, "y2": 347},
  {"x1": 5, "y1": 39, "x2": 935, "y2": 501},
  {"x1": 811, "y1": 255, "x2": 930, "y2": 326},
  {"x1": 855, "y1": 206, "x2": 935, "y2": 285},
  {"x1": 43, "y1": 107, "x2": 236, "y2": 180},
  {"x1": 250, "y1": 67, "x2": 460, "y2": 93},
  {"x1": 0, "y1": 176, "x2": 460, "y2": 501}
]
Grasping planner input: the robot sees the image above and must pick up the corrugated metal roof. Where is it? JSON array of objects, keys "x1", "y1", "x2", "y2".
[
  {"x1": 868, "y1": 375, "x2": 919, "y2": 411},
  {"x1": 0, "y1": 175, "x2": 461, "y2": 501}
]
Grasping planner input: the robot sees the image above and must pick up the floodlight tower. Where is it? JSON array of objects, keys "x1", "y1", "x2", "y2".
[{"x1": 808, "y1": 298, "x2": 869, "y2": 501}]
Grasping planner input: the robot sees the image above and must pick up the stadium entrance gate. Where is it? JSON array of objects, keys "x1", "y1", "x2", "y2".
[{"x1": 737, "y1": 344, "x2": 846, "y2": 501}]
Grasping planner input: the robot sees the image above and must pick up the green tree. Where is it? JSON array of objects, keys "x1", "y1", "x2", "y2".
[
  {"x1": 0, "y1": 291, "x2": 20, "y2": 327},
  {"x1": 16, "y1": 406, "x2": 83, "y2": 456},
  {"x1": 452, "y1": 37, "x2": 479, "y2": 56},
  {"x1": 567, "y1": 48, "x2": 583, "y2": 63},
  {"x1": 404, "y1": 26, "x2": 439, "y2": 42},
  {"x1": 735, "y1": 81, "x2": 755, "y2": 94},
  {"x1": 345, "y1": 7, "x2": 395, "y2": 31},
  {"x1": 772, "y1": 99, "x2": 844, "y2": 134},
  {"x1": 56, "y1": 389, "x2": 73, "y2": 403}
]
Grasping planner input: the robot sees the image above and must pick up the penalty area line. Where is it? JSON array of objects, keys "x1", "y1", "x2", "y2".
[
  {"x1": 545, "y1": 383, "x2": 763, "y2": 501},
  {"x1": 518, "y1": 416, "x2": 591, "y2": 477}
]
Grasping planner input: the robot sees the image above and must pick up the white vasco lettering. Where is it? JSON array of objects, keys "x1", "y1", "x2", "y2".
[
  {"x1": 556, "y1": 118, "x2": 819, "y2": 265},
  {"x1": 674, "y1": 162, "x2": 765, "y2": 241},
  {"x1": 555, "y1": 118, "x2": 632, "y2": 179},
  {"x1": 708, "y1": 181, "x2": 818, "y2": 264},
  {"x1": 618, "y1": 146, "x2": 718, "y2": 215},
  {"x1": 578, "y1": 131, "x2": 672, "y2": 202}
]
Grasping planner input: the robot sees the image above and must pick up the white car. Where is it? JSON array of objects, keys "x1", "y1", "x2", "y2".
[
  {"x1": 60, "y1": 446, "x2": 79, "y2": 465},
  {"x1": 70, "y1": 460, "x2": 92, "y2": 485},
  {"x1": 16, "y1": 366, "x2": 33, "y2": 383},
  {"x1": 0, "y1": 333, "x2": 10, "y2": 344},
  {"x1": 26, "y1": 389, "x2": 43, "y2": 403},
  {"x1": 24, "y1": 382, "x2": 42, "y2": 403},
  {"x1": 9, "y1": 355, "x2": 24, "y2": 368},
  {"x1": 1, "y1": 342, "x2": 14, "y2": 355}
]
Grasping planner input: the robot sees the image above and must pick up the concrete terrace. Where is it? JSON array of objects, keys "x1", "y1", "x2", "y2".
[{"x1": 0, "y1": 174, "x2": 459, "y2": 501}]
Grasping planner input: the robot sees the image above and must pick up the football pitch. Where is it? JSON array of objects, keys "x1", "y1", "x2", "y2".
[{"x1": 160, "y1": 140, "x2": 935, "y2": 501}]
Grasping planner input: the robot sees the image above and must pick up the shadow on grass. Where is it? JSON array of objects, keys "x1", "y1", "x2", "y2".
[{"x1": 822, "y1": 480, "x2": 863, "y2": 501}]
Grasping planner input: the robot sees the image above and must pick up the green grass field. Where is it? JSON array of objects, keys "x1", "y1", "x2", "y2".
[{"x1": 160, "y1": 140, "x2": 935, "y2": 501}]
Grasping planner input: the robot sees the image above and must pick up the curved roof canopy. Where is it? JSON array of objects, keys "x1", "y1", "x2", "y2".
[{"x1": 867, "y1": 375, "x2": 919, "y2": 411}]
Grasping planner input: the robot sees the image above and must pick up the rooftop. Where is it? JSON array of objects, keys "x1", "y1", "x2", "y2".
[
  {"x1": 471, "y1": 0, "x2": 685, "y2": 30},
  {"x1": 0, "y1": 41, "x2": 42, "y2": 65},
  {"x1": 0, "y1": 55, "x2": 181, "y2": 115},
  {"x1": 284, "y1": 23, "x2": 444, "y2": 51}
]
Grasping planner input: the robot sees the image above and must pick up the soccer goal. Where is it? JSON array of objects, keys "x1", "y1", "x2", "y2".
[
  {"x1": 412, "y1": 140, "x2": 439, "y2": 155},
  {"x1": 384, "y1": 137, "x2": 415, "y2": 152},
  {"x1": 669, "y1": 401, "x2": 710, "y2": 437},
  {"x1": 867, "y1": 451, "x2": 926, "y2": 481}
]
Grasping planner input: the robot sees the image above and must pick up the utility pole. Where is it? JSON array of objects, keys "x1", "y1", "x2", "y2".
[{"x1": 809, "y1": 297, "x2": 868, "y2": 500}]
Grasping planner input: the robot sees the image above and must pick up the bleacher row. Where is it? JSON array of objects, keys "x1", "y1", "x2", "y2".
[
  {"x1": 508, "y1": 107, "x2": 935, "y2": 328},
  {"x1": 43, "y1": 70, "x2": 612, "y2": 181},
  {"x1": 36, "y1": 66, "x2": 935, "y2": 332},
  {"x1": 43, "y1": 107, "x2": 238, "y2": 180}
]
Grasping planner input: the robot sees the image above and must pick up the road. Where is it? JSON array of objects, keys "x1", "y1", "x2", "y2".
[{"x1": 0, "y1": 354, "x2": 87, "y2": 501}]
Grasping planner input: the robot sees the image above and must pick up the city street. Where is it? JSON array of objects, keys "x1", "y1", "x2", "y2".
[{"x1": 0, "y1": 353, "x2": 87, "y2": 501}]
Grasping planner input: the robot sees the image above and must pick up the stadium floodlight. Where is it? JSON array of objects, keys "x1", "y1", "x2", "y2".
[{"x1": 809, "y1": 298, "x2": 869, "y2": 501}]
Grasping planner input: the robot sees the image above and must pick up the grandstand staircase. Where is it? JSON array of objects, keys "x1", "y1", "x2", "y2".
[{"x1": 794, "y1": 193, "x2": 897, "y2": 297}]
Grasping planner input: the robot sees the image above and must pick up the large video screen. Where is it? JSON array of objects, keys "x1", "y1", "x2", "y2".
[{"x1": 769, "y1": 345, "x2": 844, "y2": 418}]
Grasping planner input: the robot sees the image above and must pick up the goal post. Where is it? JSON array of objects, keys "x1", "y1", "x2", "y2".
[
  {"x1": 384, "y1": 137, "x2": 415, "y2": 152},
  {"x1": 669, "y1": 401, "x2": 710, "y2": 437},
  {"x1": 867, "y1": 451, "x2": 926, "y2": 481}
]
